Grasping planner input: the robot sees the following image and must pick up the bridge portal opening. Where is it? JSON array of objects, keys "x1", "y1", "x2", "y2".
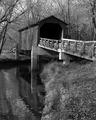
[{"x1": 40, "y1": 23, "x2": 62, "y2": 40}]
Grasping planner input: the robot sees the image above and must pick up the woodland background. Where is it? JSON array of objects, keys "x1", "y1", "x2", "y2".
[
  {"x1": 0, "y1": 1, "x2": 96, "y2": 120},
  {"x1": 0, "y1": 0, "x2": 96, "y2": 52}
]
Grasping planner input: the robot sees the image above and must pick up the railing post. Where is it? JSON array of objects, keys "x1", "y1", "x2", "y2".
[
  {"x1": 92, "y1": 42, "x2": 95, "y2": 58},
  {"x1": 88, "y1": 43, "x2": 95, "y2": 58},
  {"x1": 59, "y1": 46, "x2": 71, "y2": 65}
]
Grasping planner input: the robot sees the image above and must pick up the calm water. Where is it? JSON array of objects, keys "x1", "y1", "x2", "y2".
[{"x1": 0, "y1": 60, "x2": 40, "y2": 120}]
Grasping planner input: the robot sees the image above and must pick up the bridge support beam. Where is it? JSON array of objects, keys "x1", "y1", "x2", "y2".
[
  {"x1": 31, "y1": 46, "x2": 39, "y2": 110},
  {"x1": 31, "y1": 46, "x2": 54, "y2": 110},
  {"x1": 59, "y1": 52, "x2": 71, "y2": 65}
]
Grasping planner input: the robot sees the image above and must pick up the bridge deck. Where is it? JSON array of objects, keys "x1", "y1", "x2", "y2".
[{"x1": 38, "y1": 38, "x2": 96, "y2": 61}]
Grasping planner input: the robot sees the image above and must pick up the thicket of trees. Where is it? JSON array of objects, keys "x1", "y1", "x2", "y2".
[{"x1": 0, "y1": 0, "x2": 96, "y2": 52}]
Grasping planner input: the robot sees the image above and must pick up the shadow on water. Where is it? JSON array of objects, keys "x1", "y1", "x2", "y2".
[
  {"x1": 0, "y1": 59, "x2": 31, "y2": 69},
  {"x1": 0, "y1": 59, "x2": 31, "y2": 83},
  {"x1": 0, "y1": 59, "x2": 36, "y2": 120}
]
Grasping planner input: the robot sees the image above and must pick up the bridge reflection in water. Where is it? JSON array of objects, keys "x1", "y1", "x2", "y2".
[{"x1": 0, "y1": 60, "x2": 40, "y2": 119}]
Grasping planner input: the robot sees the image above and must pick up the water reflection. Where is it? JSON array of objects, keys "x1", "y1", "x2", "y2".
[{"x1": 0, "y1": 60, "x2": 39, "y2": 120}]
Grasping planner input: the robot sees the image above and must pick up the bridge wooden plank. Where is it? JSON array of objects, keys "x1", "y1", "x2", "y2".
[{"x1": 62, "y1": 38, "x2": 84, "y2": 42}]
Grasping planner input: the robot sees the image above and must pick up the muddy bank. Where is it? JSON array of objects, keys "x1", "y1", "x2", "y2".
[{"x1": 41, "y1": 60, "x2": 96, "y2": 120}]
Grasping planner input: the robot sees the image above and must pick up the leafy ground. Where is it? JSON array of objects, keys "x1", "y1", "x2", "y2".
[{"x1": 41, "y1": 60, "x2": 96, "y2": 120}]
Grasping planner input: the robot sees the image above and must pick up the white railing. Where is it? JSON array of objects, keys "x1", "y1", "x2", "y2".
[
  {"x1": 61, "y1": 39, "x2": 84, "y2": 54},
  {"x1": 39, "y1": 38, "x2": 59, "y2": 51},
  {"x1": 38, "y1": 37, "x2": 96, "y2": 61},
  {"x1": 61, "y1": 39, "x2": 96, "y2": 60}
]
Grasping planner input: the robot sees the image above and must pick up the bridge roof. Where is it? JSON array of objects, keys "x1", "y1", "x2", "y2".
[{"x1": 18, "y1": 15, "x2": 68, "y2": 32}]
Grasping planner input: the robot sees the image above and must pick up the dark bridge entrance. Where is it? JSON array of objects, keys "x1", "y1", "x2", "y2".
[{"x1": 40, "y1": 23, "x2": 62, "y2": 40}]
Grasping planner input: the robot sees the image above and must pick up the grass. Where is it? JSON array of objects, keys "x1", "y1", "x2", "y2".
[{"x1": 41, "y1": 60, "x2": 96, "y2": 120}]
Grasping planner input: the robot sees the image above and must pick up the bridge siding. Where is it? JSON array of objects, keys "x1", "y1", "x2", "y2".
[{"x1": 19, "y1": 26, "x2": 39, "y2": 50}]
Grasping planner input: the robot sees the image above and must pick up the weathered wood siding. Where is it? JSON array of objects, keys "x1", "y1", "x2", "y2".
[
  {"x1": 32, "y1": 26, "x2": 39, "y2": 47},
  {"x1": 21, "y1": 26, "x2": 38, "y2": 50}
]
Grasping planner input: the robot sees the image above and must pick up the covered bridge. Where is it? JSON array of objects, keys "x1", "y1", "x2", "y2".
[{"x1": 18, "y1": 15, "x2": 68, "y2": 51}]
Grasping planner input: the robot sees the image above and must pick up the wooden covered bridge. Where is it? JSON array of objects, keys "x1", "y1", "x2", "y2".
[
  {"x1": 18, "y1": 16, "x2": 96, "y2": 62},
  {"x1": 17, "y1": 15, "x2": 96, "y2": 99}
]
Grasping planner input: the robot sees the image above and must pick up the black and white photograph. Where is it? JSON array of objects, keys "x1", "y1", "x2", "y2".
[{"x1": 0, "y1": 0, "x2": 96, "y2": 120}]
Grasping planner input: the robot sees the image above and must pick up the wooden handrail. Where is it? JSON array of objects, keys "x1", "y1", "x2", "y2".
[
  {"x1": 38, "y1": 37, "x2": 96, "y2": 61},
  {"x1": 39, "y1": 38, "x2": 59, "y2": 51}
]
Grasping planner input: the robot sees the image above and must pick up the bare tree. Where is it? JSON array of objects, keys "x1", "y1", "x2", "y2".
[
  {"x1": 78, "y1": 0, "x2": 96, "y2": 40},
  {"x1": 0, "y1": 0, "x2": 29, "y2": 53},
  {"x1": 89, "y1": 0, "x2": 96, "y2": 40}
]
